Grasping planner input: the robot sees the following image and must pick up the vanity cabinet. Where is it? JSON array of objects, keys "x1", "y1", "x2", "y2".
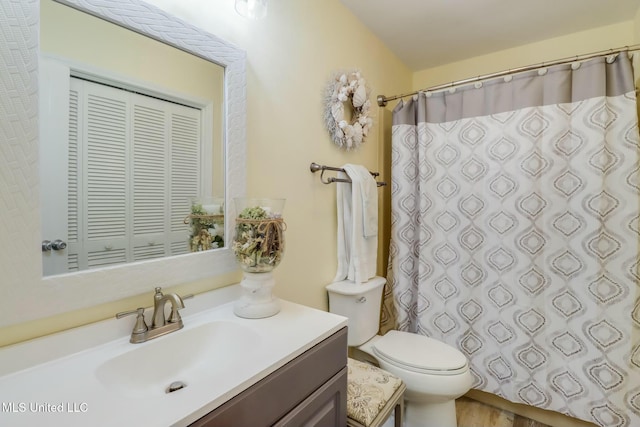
[{"x1": 189, "y1": 327, "x2": 348, "y2": 427}]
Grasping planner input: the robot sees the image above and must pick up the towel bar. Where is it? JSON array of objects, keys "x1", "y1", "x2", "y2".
[{"x1": 310, "y1": 162, "x2": 387, "y2": 187}]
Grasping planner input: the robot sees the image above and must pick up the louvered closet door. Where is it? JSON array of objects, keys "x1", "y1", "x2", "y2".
[
  {"x1": 131, "y1": 94, "x2": 200, "y2": 259},
  {"x1": 71, "y1": 78, "x2": 130, "y2": 270},
  {"x1": 70, "y1": 78, "x2": 200, "y2": 270},
  {"x1": 169, "y1": 110, "x2": 201, "y2": 256},
  {"x1": 67, "y1": 85, "x2": 80, "y2": 271},
  {"x1": 131, "y1": 96, "x2": 169, "y2": 261}
]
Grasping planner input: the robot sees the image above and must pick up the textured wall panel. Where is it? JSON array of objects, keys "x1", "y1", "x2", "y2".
[{"x1": 0, "y1": 0, "x2": 43, "y2": 302}]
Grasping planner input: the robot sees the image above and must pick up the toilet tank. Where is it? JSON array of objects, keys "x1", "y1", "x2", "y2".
[{"x1": 326, "y1": 277, "x2": 386, "y2": 347}]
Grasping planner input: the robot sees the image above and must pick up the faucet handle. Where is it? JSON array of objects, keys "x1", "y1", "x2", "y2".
[
  {"x1": 116, "y1": 307, "x2": 148, "y2": 335},
  {"x1": 116, "y1": 307, "x2": 144, "y2": 319}
]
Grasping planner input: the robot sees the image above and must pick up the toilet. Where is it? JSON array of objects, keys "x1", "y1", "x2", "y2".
[{"x1": 327, "y1": 276, "x2": 473, "y2": 427}]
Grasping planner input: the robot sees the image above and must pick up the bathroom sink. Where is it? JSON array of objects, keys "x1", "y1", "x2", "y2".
[
  {"x1": 95, "y1": 321, "x2": 261, "y2": 398},
  {"x1": 0, "y1": 286, "x2": 348, "y2": 427}
]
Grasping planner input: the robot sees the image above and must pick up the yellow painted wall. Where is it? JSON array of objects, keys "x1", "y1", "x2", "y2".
[
  {"x1": 3, "y1": 2, "x2": 639, "y2": 427},
  {"x1": 0, "y1": 0, "x2": 410, "y2": 347},
  {"x1": 225, "y1": 0, "x2": 411, "y2": 309},
  {"x1": 5, "y1": 9, "x2": 639, "y2": 427},
  {"x1": 133, "y1": 0, "x2": 412, "y2": 311}
]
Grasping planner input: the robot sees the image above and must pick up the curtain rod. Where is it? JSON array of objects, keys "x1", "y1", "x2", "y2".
[{"x1": 376, "y1": 44, "x2": 640, "y2": 107}]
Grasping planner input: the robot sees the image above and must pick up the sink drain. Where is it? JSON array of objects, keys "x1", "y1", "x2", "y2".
[{"x1": 166, "y1": 381, "x2": 187, "y2": 393}]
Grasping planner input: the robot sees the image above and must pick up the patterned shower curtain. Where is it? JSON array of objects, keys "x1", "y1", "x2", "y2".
[{"x1": 386, "y1": 53, "x2": 640, "y2": 426}]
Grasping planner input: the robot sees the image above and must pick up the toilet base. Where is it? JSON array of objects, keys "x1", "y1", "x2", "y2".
[{"x1": 405, "y1": 399, "x2": 456, "y2": 427}]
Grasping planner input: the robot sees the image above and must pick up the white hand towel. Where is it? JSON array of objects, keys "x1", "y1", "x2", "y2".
[
  {"x1": 344, "y1": 164, "x2": 378, "y2": 238},
  {"x1": 334, "y1": 164, "x2": 378, "y2": 285}
]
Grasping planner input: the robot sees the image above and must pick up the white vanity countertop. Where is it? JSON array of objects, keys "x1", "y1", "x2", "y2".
[{"x1": 0, "y1": 285, "x2": 347, "y2": 426}]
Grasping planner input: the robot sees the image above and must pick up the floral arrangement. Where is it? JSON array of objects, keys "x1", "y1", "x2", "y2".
[
  {"x1": 323, "y1": 70, "x2": 373, "y2": 151},
  {"x1": 232, "y1": 205, "x2": 285, "y2": 273},
  {"x1": 188, "y1": 203, "x2": 224, "y2": 251}
]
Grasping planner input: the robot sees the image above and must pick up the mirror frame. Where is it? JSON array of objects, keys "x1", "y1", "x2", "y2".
[{"x1": 0, "y1": 0, "x2": 246, "y2": 326}]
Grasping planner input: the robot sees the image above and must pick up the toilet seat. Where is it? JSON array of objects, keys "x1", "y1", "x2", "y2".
[{"x1": 372, "y1": 331, "x2": 468, "y2": 376}]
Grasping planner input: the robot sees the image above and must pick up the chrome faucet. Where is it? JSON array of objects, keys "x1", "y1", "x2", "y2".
[{"x1": 116, "y1": 287, "x2": 192, "y2": 344}]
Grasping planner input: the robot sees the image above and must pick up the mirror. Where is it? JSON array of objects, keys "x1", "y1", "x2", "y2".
[
  {"x1": 40, "y1": 0, "x2": 226, "y2": 275},
  {"x1": 0, "y1": 0, "x2": 246, "y2": 326}
]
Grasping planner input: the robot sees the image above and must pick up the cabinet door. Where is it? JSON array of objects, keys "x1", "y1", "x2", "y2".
[
  {"x1": 189, "y1": 328, "x2": 347, "y2": 427},
  {"x1": 273, "y1": 367, "x2": 347, "y2": 427}
]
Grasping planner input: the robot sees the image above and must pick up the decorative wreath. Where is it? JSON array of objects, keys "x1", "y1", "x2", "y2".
[{"x1": 323, "y1": 70, "x2": 373, "y2": 151}]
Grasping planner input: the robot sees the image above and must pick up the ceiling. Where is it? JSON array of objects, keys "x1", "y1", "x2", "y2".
[{"x1": 340, "y1": 0, "x2": 640, "y2": 71}]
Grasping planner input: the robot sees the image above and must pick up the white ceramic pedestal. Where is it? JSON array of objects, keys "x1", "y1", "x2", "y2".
[{"x1": 234, "y1": 271, "x2": 281, "y2": 318}]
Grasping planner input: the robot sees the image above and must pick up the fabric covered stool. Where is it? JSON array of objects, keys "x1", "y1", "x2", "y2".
[{"x1": 346, "y1": 358, "x2": 406, "y2": 427}]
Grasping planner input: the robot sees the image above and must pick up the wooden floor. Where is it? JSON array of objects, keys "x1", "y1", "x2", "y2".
[{"x1": 456, "y1": 397, "x2": 550, "y2": 427}]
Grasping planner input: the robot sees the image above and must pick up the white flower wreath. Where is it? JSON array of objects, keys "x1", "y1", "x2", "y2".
[{"x1": 323, "y1": 70, "x2": 373, "y2": 150}]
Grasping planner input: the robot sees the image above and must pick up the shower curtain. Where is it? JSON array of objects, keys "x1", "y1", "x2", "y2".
[{"x1": 386, "y1": 53, "x2": 640, "y2": 426}]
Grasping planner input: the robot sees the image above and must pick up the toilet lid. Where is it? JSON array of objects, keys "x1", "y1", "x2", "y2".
[{"x1": 373, "y1": 331, "x2": 468, "y2": 374}]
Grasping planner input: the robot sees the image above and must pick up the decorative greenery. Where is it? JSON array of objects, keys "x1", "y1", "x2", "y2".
[
  {"x1": 232, "y1": 206, "x2": 285, "y2": 272},
  {"x1": 189, "y1": 203, "x2": 224, "y2": 252},
  {"x1": 239, "y1": 206, "x2": 269, "y2": 220}
]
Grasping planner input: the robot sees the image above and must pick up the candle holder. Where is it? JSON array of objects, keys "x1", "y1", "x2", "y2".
[{"x1": 232, "y1": 198, "x2": 285, "y2": 318}]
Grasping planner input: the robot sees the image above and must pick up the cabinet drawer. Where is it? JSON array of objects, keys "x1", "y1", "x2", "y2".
[
  {"x1": 273, "y1": 367, "x2": 347, "y2": 427},
  {"x1": 190, "y1": 327, "x2": 347, "y2": 427}
]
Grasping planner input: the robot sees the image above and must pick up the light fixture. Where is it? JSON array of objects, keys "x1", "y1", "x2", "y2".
[{"x1": 234, "y1": 0, "x2": 268, "y2": 19}]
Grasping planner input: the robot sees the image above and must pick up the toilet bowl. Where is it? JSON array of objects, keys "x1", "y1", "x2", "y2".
[{"x1": 327, "y1": 277, "x2": 473, "y2": 427}]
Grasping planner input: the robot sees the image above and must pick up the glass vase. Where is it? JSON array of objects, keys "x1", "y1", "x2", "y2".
[
  {"x1": 232, "y1": 198, "x2": 285, "y2": 318},
  {"x1": 232, "y1": 198, "x2": 285, "y2": 272}
]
